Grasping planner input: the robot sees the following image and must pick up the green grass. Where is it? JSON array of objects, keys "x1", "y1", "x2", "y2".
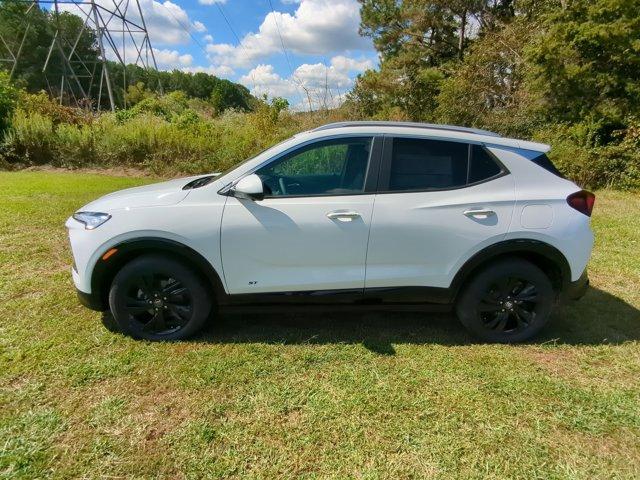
[{"x1": 1, "y1": 171, "x2": 639, "y2": 479}]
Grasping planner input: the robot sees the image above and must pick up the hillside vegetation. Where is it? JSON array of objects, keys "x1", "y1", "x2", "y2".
[{"x1": 0, "y1": 85, "x2": 333, "y2": 175}]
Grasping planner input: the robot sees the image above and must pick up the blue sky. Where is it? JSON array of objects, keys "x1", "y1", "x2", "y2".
[{"x1": 63, "y1": 0, "x2": 378, "y2": 109}]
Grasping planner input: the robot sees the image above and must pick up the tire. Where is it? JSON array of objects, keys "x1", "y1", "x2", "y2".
[
  {"x1": 455, "y1": 258, "x2": 555, "y2": 343},
  {"x1": 108, "y1": 254, "x2": 212, "y2": 341}
]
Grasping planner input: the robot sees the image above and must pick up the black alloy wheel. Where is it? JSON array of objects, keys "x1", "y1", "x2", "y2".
[
  {"x1": 109, "y1": 255, "x2": 212, "y2": 341},
  {"x1": 456, "y1": 258, "x2": 554, "y2": 343},
  {"x1": 123, "y1": 273, "x2": 193, "y2": 336},
  {"x1": 477, "y1": 277, "x2": 540, "y2": 334}
]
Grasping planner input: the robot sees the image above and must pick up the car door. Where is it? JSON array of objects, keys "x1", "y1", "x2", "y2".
[
  {"x1": 221, "y1": 136, "x2": 382, "y2": 295},
  {"x1": 365, "y1": 136, "x2": 515, "y2": 290}
]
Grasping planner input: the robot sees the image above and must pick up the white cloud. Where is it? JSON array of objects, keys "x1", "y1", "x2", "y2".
[
  {"x1": 58, "y1": 0, "x2": 204, "y2": 46},
  {"x1": 192, "y1": 21, "x2": 207, "y2": 33},
  {"x1": 127, "y1": 0, "x2": 198, "y2": 45},
  {"x1": 240, "y1": 64, "x2": 300, "y2": 98},
  {"x1": 183, "y1": 65, "x2": 236, "y2": 77},
  {"x1": 240, "y1": 55, "x2": 372, "y2": 109},
  {"x1": 198, "y1": 0, "x2": 227, "y2": 4},
  {"x1": 203, "y1": 34, "x2": 214, "y2": 43},
  {"x1": 330, "y1": 55, "x2": 374, "y2": 73},
  {"x1": 206, "y1": 0, "x2": 370, "y2": 68},
  {"x1": 154, "y1": 48, "x2": 193, "y2": 68}
]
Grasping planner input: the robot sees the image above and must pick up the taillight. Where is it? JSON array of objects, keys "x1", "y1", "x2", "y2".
[{"x1": 567, "y1": 190, "x2": 595, "y2": 217}]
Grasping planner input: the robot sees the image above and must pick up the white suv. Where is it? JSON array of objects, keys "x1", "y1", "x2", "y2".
[{"x1": 66, "y1": 122, "x2": 594, "y2": 343}]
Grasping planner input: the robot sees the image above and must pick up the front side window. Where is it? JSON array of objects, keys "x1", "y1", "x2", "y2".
[{"x1": 256, "y1": 137, "x2": 372, "y2": 197}]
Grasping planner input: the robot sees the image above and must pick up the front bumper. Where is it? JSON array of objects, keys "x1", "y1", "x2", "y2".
[
  {"x1": 77, "y1": 288, "x2": 107, "y2": 311},
  {"x1": 562, "y1": 270, "x2": 589, "y2": 302}
]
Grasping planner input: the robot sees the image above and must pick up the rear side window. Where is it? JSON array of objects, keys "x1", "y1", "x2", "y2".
[
  {"x1": 388, "y1": 138, "x2": 468, "y2": 191},
  {"x1": 385, "y1": 138, "x2": 504, "y2": 192},
  {"x1": 531, "y1": 153, "x2": 564, "y2": 178},
  {"x1": 468, "y1": 145, "x2": 502, "y2": 183}
]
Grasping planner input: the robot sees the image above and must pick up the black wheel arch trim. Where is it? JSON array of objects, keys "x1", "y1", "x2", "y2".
[
  {"x1": 88, "y1": 237, "x2": 227, "y2": 311},
  {"x1": 449, "y1": 239, "x2": 572, "y2": 299},
  {"x1": 81, "y1": 238, "x2": 573, "y2": 312}
]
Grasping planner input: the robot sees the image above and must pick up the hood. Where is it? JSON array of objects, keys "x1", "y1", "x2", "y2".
[{"x1": 80, "y1": 174, "x2": 213, "y2": 212}]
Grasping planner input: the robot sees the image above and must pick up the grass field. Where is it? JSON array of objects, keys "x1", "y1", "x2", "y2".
[{"x1": 1, "y1": 171, "x2": 639, "y2": 479}]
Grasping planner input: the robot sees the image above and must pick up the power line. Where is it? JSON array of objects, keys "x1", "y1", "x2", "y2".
[
  {"x1": 160, "y1": 2, "x2": 208, "y2": 59},
  {"x1": 267, "y1": 0, "x2": 293, "y2": 75},
  {"x1": 266, "y1": 0, "x2": 308, "y2": 109},
  {"x1": 214, "y1": 3, "x2": 258, "y2": 91},
  {"x1": 215, "y1": 3, "x2": 242, "y2": 47},
  {"x1": 158, "y1": 1, "x2": 257, "y2": 92}
]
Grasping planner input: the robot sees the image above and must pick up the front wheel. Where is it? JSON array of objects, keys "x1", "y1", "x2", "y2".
[
  {"x1": 455, "y1": 258, "x2": 555, "y2": 343},
  {"x1": 109, "y1": 255, "x2": 212, "y2": 341}
]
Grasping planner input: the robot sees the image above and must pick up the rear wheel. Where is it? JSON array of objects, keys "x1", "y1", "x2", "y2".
[
  {"x1": 455, "y1": 258, "x2": 555, "y2": 343},
  {"x1": 108, "y1": 255, "x2": 212, "y2": 341}
]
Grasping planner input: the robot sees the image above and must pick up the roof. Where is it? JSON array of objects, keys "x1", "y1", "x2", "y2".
[
  {"x1": 307, "y1": 121, "x2": 551, "y2": 153},
  {"x1": 313, "y1": 121, "x2": 501, "y2": 137}
]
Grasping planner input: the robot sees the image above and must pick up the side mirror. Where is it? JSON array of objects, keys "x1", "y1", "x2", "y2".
[{"x1": 231, "y1": 174, "x2": 264, "y2": 201}]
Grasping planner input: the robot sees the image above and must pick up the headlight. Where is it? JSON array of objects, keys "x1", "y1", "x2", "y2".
[{"x1": 72, "y1": 211, "x2": 111, "y2": 230}]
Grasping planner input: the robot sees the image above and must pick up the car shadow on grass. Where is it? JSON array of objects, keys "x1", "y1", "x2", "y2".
[{"x1": 185, "y1": 287, "x2": 640, "y2": 352}]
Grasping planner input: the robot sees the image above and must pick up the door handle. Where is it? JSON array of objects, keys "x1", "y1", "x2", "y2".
[
  {"x1": 463, "y1": 208, "x2": 495, "y2": 219},
  {"x1": 326, "y1": 210, "x2": 361, "y2": 222}
]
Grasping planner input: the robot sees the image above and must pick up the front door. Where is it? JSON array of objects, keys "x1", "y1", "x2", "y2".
[{"x1": 221, "y1": 136, "x2": 380, "y2": 294}]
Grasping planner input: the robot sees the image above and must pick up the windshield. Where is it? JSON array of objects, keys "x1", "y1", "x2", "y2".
[{"x1": 213, "y1": 136, "x2": 298, "y2": 184}]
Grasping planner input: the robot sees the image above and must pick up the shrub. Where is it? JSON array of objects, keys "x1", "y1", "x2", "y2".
[
  {"x1": 534, "y1": 119, "x2": 640, "y2": 190},
  {"x1": 0, "y1": 71, "x2": 19, "y2": 135},
  {"x1": 3, "y1": 110, "x2": 56, "y2": 165}
]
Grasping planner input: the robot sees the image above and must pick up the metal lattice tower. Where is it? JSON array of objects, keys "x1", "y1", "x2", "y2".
[{"x1": 0, "y1": 0, "x2": 161, "y2": 110}]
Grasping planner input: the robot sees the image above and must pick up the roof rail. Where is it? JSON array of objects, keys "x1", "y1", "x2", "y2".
[{"x1": 312, "y1": 121, "x2": 501, "y2": 137}]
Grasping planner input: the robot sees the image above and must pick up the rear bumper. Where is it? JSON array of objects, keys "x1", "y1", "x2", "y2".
[
  {"x1": 562, "y1": 270, "x2": 589, "y2": 302},
  {"x1": 77, "y1": 288, "x2": 107, "y2": 311}
]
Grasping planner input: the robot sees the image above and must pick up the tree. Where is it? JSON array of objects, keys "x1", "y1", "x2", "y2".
[
  {"x1": 525, "y1": 0, "x2": 640, "y2": 136},
  {"x1": 210, "y1": 80, "x2": 253, "y2": 113},
  {"x1": 353, "y1": 0, "x2": 519, "y2": 121},
  {"x1": 125, "y1": 81, "x2": 154, "y2": 106},
  {"x1": 436, "y1": 19, "x2": 540, "y2": 136},
  {"x1": 0, "y1": 2, "x2": 99, "y2": 96},
  {"x1": 0, "y1": 70, "x2": 19, "y2": 134}
]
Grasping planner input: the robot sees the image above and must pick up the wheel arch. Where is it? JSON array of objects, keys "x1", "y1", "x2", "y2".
[
  {"x1": 450, "y1": 239, "x2": 571, "y2": 300},
  {"x1": 90, "y1": 237, "x2": 227, "y2": 311}
]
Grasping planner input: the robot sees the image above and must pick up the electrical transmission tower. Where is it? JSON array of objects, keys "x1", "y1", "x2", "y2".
[{"x1": 0, "y1": 0, "x2": 161, "y2": 111}]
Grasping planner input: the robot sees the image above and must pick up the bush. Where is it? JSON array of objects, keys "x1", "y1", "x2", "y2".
[
  {"x1": 534, "y1": 119, "x2": 640, "y2": 190},
  {"x1": 0, "y1": 91, "x2": 320, "y2": 174},
  {"x1": 0, "y1": 71, "x2": 19, "y2": 135}
]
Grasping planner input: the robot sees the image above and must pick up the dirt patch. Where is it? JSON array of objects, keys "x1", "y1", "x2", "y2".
[
  {"x1": 525, "y1": 348, "x2": 579, "y2": 378},
  {"x1": 18, "y1": 165, "x2": 167, "y2": 179}
]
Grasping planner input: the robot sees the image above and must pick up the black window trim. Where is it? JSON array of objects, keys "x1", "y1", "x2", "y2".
[
  {"x1": 235, "y1": 134, "x2": 384, "y2": 199},
  {"x1": 530, "y1": 151, "x2": 565, "y2": 178},
  {"x1": 376, "y1": 134, "x2": 510, "y2": 194}
]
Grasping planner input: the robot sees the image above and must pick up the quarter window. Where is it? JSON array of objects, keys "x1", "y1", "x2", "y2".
[
  {"x1": 468, "y1": 144, "x2": 502, "y2": 183},
  {"x1": 256, "y1": 137, "x2": 372, "y2": 197}
]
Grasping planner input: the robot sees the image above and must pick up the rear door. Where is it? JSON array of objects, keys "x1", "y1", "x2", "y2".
[
  {"x1": 365, "y1": 136, "x2": 515, "y2": 290},
  {"x1": 221, "y1": 136, "x2": 382, "y2": 294}
]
